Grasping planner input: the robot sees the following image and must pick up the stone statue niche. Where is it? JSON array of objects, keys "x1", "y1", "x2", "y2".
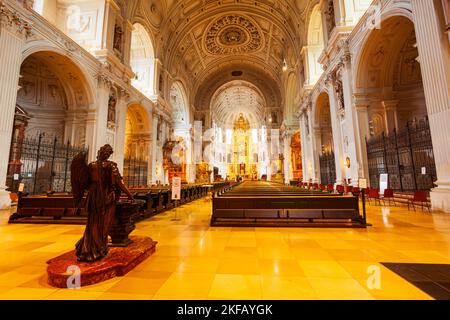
[
  {"x1": 325, "y1": 0, "x2": 336, "y2": 37},
  {"x1": 107, "y1": 92, "x2": 117, "y2": 126},
  {"x1": 113, "y1": 24, "x2": 123, "y2": 54}
]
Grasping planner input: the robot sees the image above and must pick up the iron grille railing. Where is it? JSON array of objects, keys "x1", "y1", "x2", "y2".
[
  {"x1": 123, "y1": 157, "x2": 148, "y2": 187},
  {"x1": 6, "y1": 134, "x2": 88, "y2": 195},
  {"x1": 319, "y1": 151, "x2": 336, "y2": 185},
  {"x1": 366, "y1": 117, "x2": 437, "y2": 191}
]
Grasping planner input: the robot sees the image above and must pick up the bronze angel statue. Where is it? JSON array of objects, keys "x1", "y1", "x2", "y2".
[{"x1": 71, "y1": 144, "x2": 134, "y2": 262}]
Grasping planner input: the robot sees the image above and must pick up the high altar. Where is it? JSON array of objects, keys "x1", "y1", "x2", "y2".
[
  {"x1": 291, "y1": 132, "x2": 303, "y2": 180},
  {"x1": 227, "y1": 113, "x2": 258, "y2": 180}
]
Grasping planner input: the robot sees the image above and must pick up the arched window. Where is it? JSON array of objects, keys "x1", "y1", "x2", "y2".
[
  {"x1": 33, "y1": 0, "x2": 44, "y2": 14},
  {"x1": 130, "y1": 23, "x2": 155, "y2": 98},
  {"x1": 303, "y1": 4, "x2": 325, "y2": 86},
  {"x1": 170, "y1": 82, "x2": 189, "y2": 134},
  {"x1": 285, "y1": 73, "x2": 298, "y2": 123}
]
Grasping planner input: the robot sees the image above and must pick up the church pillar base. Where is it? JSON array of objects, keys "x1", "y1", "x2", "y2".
[
  {"x1": 431, "y1": 186, "x2": 450, "y2": 213},
  {"x1": 0, "y1": 188, "x2": 11, "y2": 210}
]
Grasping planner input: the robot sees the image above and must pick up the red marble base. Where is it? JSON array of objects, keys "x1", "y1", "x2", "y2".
[{"x1": 46, "y1": 236, "x2": 157, "y2": 288}]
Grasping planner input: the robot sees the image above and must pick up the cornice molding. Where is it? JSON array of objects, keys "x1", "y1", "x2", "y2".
[{"x1": 0, "y1": 1, "x2": 32, "y2": 39}]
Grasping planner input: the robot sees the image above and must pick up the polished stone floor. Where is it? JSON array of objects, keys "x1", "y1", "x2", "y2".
[{"x1": 1, "y1": 198, "x2": 450, "y2": 300}]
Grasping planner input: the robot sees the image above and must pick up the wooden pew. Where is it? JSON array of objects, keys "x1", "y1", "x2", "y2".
[
  {"x1": 9, "y1": 194, "x2": 145, "y2": 225},
  {"x1": 132, "y1": 191, "x2": 158, "y2": 218},
  {"x1": 211, "y1": 181, "x2": 366, "y2": 228},
  {"x1": 10, "y1": 194, "x2": 86, "y2": 224},
  {"x1": 9, "y1": 182, "x2": 230, "y2": 225}
]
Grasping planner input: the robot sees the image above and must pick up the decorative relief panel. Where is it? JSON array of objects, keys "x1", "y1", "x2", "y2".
[
  {"x1": 394, "y1": 31, "x2": 422, "y2": 88},
  {"x1": 18, "y1": 57, "x2": 66, "y2": 110},
  {"x1": 203, "y1": 15, "x2": 264, "y2": 55},
  {"x1": 63, "y1": 5, "x2": 97, "y2": 40}
]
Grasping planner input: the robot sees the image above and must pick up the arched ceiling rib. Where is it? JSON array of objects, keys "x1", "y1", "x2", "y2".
[
  {"x1": 125, "y1": 0, "x2": 315, "y2": 127},
  {"x1": 194, "y1": 61, "x2": 282, "y2": 115},
  {"x1": 160, "y1": 0, "x2": 312, "y2": 89},
  {"x1": 211, "y1": 81, "x2": 266, "y2": 128}
]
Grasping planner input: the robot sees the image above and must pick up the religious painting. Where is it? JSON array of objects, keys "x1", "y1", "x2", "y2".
[
  {"x1": 240, "y1": 163, "x2": 245, "y2": 175},
  {"x1": 271, "y1": 112, "x2": 278, "y2": 124}
]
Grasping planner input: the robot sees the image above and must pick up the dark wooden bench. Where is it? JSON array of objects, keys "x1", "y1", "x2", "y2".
[
  {"x1": 132, "y1": 191, "x2": 160, "y2": 218},
  {"x1": 211, "y1": 181, "x2": 367, "y2": 228},
  {"x1": 9, "y1": 194, "x2": 145, "y2": 225},
  {"x1": 9, "y1": 182, "x2": 230, "y2": 225}
]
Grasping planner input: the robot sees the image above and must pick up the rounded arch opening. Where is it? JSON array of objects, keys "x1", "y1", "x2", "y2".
[
  {"x1": 285, "y1": 72, "x2": 299, "y2": 124},
  {"x1": 8, "y1": 50, "x2": 92, "y2": 194},
  {"x1": 123, "y1": 104, "x2": 151, "y2": 187},
  {"x1": 130, "y1": 23, "x2": 155, "y2": 98},
  {"x1": 356, "y1": 15, "x2": 436, "y2": 192},
  {"x1": 315, "y1": 92, "x2": 333, "y2": 154},
  {"x1": 210, "y1": 80, "x2": 266, "y2": 129},
  {"x1": 170, "y1": 81, "x2": 190, "y2": 133},
  {"x1": 356, "y1": 15, "x2": 427, "y2": 135},
  {"x1": 16, "y1": 51, "x2": 92, "y2": 145},
  {"x1": 304, "y1": 4, "x2": 325, "y2": 86},
  {"x1": 315, "y1": 91, "x2": 336, "y2": 186}
]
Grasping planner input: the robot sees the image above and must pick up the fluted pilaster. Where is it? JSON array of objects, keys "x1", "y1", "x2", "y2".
[
  {"x1": 412, "y1": 0, "x2": 450, "y2": 212},
  {"x1": 0, "y1": 2, "x2": 30, "y2": 208}
]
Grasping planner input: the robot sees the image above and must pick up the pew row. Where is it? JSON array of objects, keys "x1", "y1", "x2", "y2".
[
  {"x1": 8, "y1": 195, "x2": 143, "y2": 225},
  {"x1": 212, "y1": 195, "x2": 366, "y2": 228},
  {"x1": 211, "y1": 181, "x2": 367, "y2": 228},
  {"x1": 9, "y1": 182, "x2": 231, "y2": 224}
]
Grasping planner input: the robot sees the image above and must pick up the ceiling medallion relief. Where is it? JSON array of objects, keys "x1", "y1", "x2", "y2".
[{"x1": 204, "y1": 15, "x2": 264, "y2": 55}]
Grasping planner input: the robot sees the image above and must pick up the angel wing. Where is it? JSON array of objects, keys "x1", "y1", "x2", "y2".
[{"x1": 71, "y1": 151, "x2": 90, "y2": 208}]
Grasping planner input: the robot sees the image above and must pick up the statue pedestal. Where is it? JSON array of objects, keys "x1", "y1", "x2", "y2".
[
  {"x1": 109, "y1": 200, "x2": 143, "y2": 247},
  {"x1": 46, "y1": 236, "x2": 157, "y2": 288}
]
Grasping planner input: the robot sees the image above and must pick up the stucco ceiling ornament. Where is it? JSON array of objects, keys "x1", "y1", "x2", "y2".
[{"x1": 204, "y1": 15, "x2": 264, "y2": 55}]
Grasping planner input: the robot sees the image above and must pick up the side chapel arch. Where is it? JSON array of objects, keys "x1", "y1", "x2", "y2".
[{"x1": 130, "y1": 23, "x2": 155, "y2": 98}]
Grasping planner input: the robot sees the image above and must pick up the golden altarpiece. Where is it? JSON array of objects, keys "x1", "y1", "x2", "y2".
[
  {"x1": 227, "y1": 113, "x2": 258, "y2": 180},
  {"x1": 291, "y1": 132, "x2": 303, "y2": 180}
]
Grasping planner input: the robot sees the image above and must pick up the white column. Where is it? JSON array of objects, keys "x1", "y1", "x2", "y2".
[
  {"x1": 382, "y1": 100, "x2": 399, "y2": 135},
  {"x1": 412, "y1": 0, "x2": 450, "y2": 212},
  {"x1": 150, "y1": 112, "x2": 159, "y2": 184},
  {"x1": 312, "y1": 127, "x2": 322, "y2": 183},
  {"x1": 88, "y1": 78, "x2": 110, "y2": 159},
  {"x1": 307, "y1": 108, "x2": 320, "y2": 183},
  {"x1": 0, "y1": 6, "x2": 29, "y2": 208},
  {"x1": 354, "y1": 99, "x2": 371, "y2": 183},
  {"x1": 187, "y1": 128, "x2": 196, "y2": 183},
  {"x1": 341, "y1": 57, "x2": 364, "y2": 185},
  {"x1": 161, "y1": 120, "x2": 168, "y2": 185},
  {"x1": 114, "y1": 92, "x2": 128, "y2": 173},
  {"x1": 299, "y1": 113, "x2": 308, "y2": 183},
  {"x1": 326, "y1": 80, "x2": 345, "y2": 185}
]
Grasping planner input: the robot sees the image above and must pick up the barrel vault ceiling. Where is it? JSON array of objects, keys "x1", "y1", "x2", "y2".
[{"x1": 126, "y1": 0, "x2": 316, "y2": 123}]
